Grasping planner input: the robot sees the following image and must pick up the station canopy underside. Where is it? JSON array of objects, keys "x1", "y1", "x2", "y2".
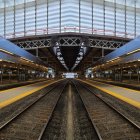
[
  {"x1": 1, "y1": 0, "x2": 140, "y2": 72},
  {"x1": 0, "y1": 38, "x2": 48, "y2": 72},
  {"x1": 93, "y1": 36, "x2": 140, "y2": 72},
  {"x1": 10, "y1": 33, "x2": 129, "y2": 72}
]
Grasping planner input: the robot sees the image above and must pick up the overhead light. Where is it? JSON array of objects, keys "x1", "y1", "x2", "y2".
[
  {"x1": 1, "y1": 60, "x2": 15, "y2": 63},
  {"x1": 0, "y1": 48, "x2": 14, "y2": 55},
  {"x1": 58, "y1": 57, "x2": 63, "y2": 60},
  {"x1": 106, "y1": 57, "x2": 120, "y2": 63},
  {"x1": 127, "y1": 48, "x2": 140, "y2": 55},
  {"x1": 131, "y1": 60, "x2": 139, "y2": 63},
  {"x1": 20, "y1": 57, "x2": 34, "y2": 63},
  {"x1": 77, "y1": 57, "x2": 82, "y2": 60}
]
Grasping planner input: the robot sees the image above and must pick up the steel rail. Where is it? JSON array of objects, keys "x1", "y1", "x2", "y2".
[
  {"x1": 37, "y1": 82, "x2": 68, "y2": 140},
  {"x1": 72, "y1": 80, "x2": 103, "y2": 140},
  {"x1": 0, "y1": 81, "x2": 65, "y2": 130},
  {"x1": 77, "y1": 80, "x2": 140, "y2": 130}
]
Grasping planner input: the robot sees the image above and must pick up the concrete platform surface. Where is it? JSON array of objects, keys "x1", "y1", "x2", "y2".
[
  {"x1": 78, "y1": 79, "x2": 140, "y2": 109},
  {"x1": 91, "y1": 78, "x2": 140, "y2": 90},
  {"x1": 0, "y1": 79, "x2": 62, "y2": 109}
]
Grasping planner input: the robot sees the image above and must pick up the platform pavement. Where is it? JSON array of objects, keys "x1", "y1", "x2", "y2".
[
  {"x1": 78, "y1": 79, "x2": 140, "y2": 109},
  {"x1": 0, "y1": 79, "x2": 63, "y2": 109}
]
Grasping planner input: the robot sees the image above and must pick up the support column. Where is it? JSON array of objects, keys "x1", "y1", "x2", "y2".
[
  {"x1": 9, "y1": 69, "x2": 11, "y2": 82},
  {"x1": 129, "y1": 71, "x2": 132, "y2": 81},
  {"x1": 113, "y1": 69, "x2": 115, "y2": 81},
  {"x1": 17, "y1": 65, "x2": 20, "y2": 82},
  {"x1": 102, "y1": 48, "x2": 104, "y2": 57},
  {"x1": 120, "y1": 67, "x2": 123, "y2": 82},
  {"x1": 0, "y1": 66, "x2": 3, "y2": 84},
  {"x1": 24, "y1": 68, "x2": 26, "y2": 81},
  {"x1": 36, "y1": 48, "x2": 38, "y2": 57},
  {"x1": 138, "y1": 67, "x2": 140, "y2": 83}
]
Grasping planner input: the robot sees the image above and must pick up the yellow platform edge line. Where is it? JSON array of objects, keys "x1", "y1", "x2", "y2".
[
  {"x1": 78, "y1": 79, "x2": 140, "y2": 109},
  {"x1": 0, "y1": 79, "x2": 63, "y2": 109},
  {"x1": 87, "y1": 79, "x2": 140, "y2": 94},
  {"x1": 0, "y1": 79, "x2": 53, "y2": 94}
]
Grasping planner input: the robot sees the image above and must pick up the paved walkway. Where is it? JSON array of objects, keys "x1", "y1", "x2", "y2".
[
  {"x1": 78, "y1": 79, "x2": 140, "y2": 109},
  {"x1": 0, "y1": 79, "x2": 62, "y2": 109}
]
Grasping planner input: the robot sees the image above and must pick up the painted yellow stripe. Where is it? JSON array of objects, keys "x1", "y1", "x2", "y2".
[
  {"x1": 78, "y1": 79, "x2": 140, "y2": 109},
  {"x1": 87, "y1": 79, "x2": 140, "y2": 94},
  {"x1": 0, "y1": 79, "x2": 63, "y2": 109},
  {"x1": 0, "y1": 79, "x2": 52, "y2": 94}
]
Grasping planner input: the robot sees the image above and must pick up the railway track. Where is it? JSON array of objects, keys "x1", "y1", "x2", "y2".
[
  {"x1": 72, "y1": 82, "x2": 100, "y2": 140},
  {"x1": 0, "y1": 81, "x2": 67, "y2": 140},
  {"x1": 0, "y1": 82, "x2": 60, "y2": 129},
  {"x1": 38, "y1": 82, "x2": 101, "y2": 140},
  {"x1": 0, "y1": 80, "x2": 139, "y2": 140},
  {"x1": 73, "y1": 80, "x2": 140, "y2": 140},
  {"x1": 38, "y1": 83, "x2": 68, "y2": 140}
]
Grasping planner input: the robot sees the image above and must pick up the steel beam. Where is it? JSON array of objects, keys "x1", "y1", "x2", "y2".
[
  {"x1": 14, "y1": 36, "x2": 127, "y2": 50},
  {"x1": 89, "y1": 39, "x2": 125, "y2": 50},
  {"x1": 58, "y1": 37, "x2": 82, "y2": 47},
  {"x1": 16, "y1": 39, "x2": 51, "y2": 50}
]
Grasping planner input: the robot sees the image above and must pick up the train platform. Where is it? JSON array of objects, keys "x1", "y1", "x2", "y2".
[
  {"x1": 0, "y1": 79, "x2": 62, "y2": 109},
  {"x1": 88, "y1": 78, "x2": 140, "y2": 90},
  {"x1": 0, "y1": 78, "x2": 49, "y2": 91},
  {"x1": 78, "y1": 79, "x2": 140, "y2": 109}
]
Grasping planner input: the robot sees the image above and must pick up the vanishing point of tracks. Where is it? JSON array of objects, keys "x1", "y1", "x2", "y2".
[
  {"x1": 0, "y1": 79, "x2": 140, "y2": 140},
  {"x1": 39, "y1": 82, "x2": 100, "y2": 140}
]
